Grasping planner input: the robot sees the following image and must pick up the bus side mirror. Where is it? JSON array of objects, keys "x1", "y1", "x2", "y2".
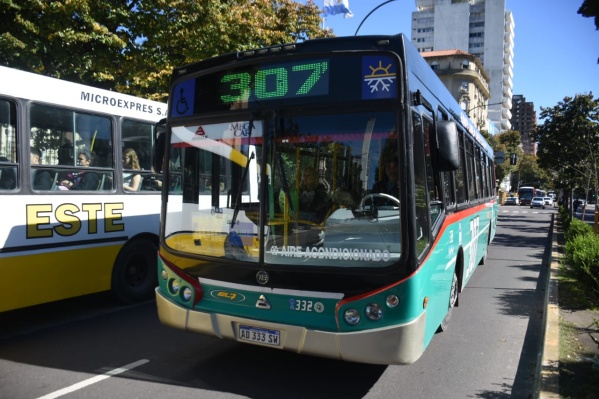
[
  {"x1": 436, "y1": 120, "x2": 459, "y2": 172},
  {"x1": 153, "y1": 118, "x2": 166, "y2": 173}
]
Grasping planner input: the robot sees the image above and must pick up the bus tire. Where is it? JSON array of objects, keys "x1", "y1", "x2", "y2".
[
  {"x1": 111, "y1": 237, "x2": 158, "y2": 304},
  {"x1": 437, "y1": 269, "x2": 458, "y2": 333}
]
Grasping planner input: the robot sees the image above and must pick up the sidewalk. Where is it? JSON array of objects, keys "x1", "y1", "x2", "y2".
[
  {"x1": 537, "y1": 213, "x2": 560, "y2": 398},
  {"x1": 537, "y1": 208, "x2": 599, "y2": 398}
]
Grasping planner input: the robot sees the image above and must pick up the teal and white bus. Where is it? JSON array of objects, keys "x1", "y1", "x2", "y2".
[
  {"x1": 153, "y1": 34, "x2": 498, "y2": 365},
  {"x1": 0, "y1": 66, "x2": 167, "y2": 312}
]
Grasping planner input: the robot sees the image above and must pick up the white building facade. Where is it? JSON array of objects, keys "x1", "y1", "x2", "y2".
[{"x1": 412, "y1": 0, "x2": 514, "y2": 133}]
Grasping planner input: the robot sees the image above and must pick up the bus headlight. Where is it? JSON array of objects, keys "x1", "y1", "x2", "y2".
[
  {"x1": 161, "y1": 269, "x2": 168, "y2": 281},
  {"x1": 344, "y1": 308, "x2": 361, "y2": 326},
  {"x1": 386, "y1": 294, "x2": 400, "y2": 308},
  {"x1": 182, "y1": 287, "x2": 192, "y2": 301},
  {"x1": 365, "y1": 303, "x2": 383, "y2": 321},
  {"x1": 171, "y1": 279, "x2": 181, "y2": 294}
]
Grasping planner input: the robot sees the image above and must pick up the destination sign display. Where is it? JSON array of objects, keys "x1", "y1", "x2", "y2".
[{"x1": 170, "y1": 53, "x2": 399, "y2": 117}]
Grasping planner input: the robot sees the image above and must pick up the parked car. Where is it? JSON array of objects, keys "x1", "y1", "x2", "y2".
[
  {"x1": 531, "y1": 197, "x2": 546, "y2": 209},
  {"x1": 543, "y1": 197, "x2": 552, "y2": 205},
  {"x1": 504, "y1": 197, "x2": 519, "y2": 205},
  {"x1": 574, "y1": 198, "x2": 586, "y2": 210}
]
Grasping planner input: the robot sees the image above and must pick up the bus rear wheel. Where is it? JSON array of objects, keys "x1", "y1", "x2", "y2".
[
  {"x1": 111, "y1": 237, "x2": 158, "y2": 304},
  {"x1": 437, "y1": 270, "x2": 458, "y2": 332}
]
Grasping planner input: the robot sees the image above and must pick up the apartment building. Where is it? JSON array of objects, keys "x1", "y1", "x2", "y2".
[
  {"x1": 510, "y1": 94, "x2": 537, "y2": 155},
  {"x1": 421, "y1": 49, "x2": 491, "y2": 130},
  {"x1": 412, "y1": 0, "x2": 514, "y2": 133}
]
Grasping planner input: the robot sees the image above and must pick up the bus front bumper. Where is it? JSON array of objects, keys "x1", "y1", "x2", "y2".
[{"x1": 155, "y1": 287, "x2": 427, "y2": 365}]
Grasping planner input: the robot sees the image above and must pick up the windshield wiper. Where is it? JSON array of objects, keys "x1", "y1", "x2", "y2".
[
  {"x1": 230, "y1": 118, "x2": 254, "y2": 229},
  {"x1": 277, "y1": 150, "x2": 298, "y2": 229}
]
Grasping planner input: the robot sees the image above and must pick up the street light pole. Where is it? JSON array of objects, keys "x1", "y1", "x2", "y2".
[
  {"x1": 466, "y1": 102, "x2": 504, "y2": 116},
  {"x1": 355, "y1": 0, "x2": 397, "y2": 36}
]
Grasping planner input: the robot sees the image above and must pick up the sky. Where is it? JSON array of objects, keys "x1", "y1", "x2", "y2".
[{"x1": 308, "y1": 0, "x2": 599, "y2": 120}]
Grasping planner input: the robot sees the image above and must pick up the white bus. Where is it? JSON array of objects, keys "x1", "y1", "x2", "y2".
[{"x1": 0, "y1": 66, "x2": 168, "y2": 312}]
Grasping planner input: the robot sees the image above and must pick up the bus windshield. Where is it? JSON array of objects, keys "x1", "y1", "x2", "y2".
[{"x1": 164, "y1": 111, "x2": 401, "y2": 268}]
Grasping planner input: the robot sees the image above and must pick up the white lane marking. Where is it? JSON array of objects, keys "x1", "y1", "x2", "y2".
[{"x1": 37, "y1": 359, "x2": 149, "y2": 399}]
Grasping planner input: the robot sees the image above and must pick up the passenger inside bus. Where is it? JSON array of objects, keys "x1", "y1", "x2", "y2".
[
  {"x1": 372, "y1": 156, "x2": 399, "y2": 198},
  {"x1": 58, "y1": 150, "x2": 99, "y2": 190},
  {"x1": 31, "y1": 147, "x2": 53, "y2": 190},
  {"x1": 298, "y1": 167, "x2": 331, "y2": 223},
  {"x1": 57, "y1": 131, "x2": 84, "y2": 166},
  {"x1": 122, "y1": 148, "x2": 142, "y2": 191},
  {"x1": 0, "y1": 158, "x2": 16, "y2": 190}
]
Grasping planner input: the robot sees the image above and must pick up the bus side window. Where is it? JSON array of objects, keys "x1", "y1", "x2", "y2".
[
  {"x1": 122, "y1": 118, "x2": 160, "y2": 192},
  {"x1": 0, "y1": 165, "x2": 17, "y2": 190},
  {"x1": 97, "y1": 172, "x2": 114, "y2": 191},
  {"x1": 0, "y1": 99, "x2": 18, "y2": 190},
  {"x1": 412, "y1": 112, "x2": 430, "y2": 253}
]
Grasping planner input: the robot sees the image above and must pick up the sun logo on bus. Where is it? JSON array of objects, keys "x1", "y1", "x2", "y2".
[{"x1": 364, "y1": 61, "x2": 396, "y2": 93}]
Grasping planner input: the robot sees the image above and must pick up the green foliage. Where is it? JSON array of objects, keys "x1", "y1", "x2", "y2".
[
  {"x1": 0, "y1": 0, "x2": 331, "y2": 101},
  {"x1": 559, "y1": 205, "x2": 572, "y2": 229},
  {"x1": 564, "y1": 218, "x2": 593, "y2": 242},
  {"x1": 513, "y1": 153, "x2": 550, "y2": 191},
  {"x1": 563, "y1": 211, "x2": 599, "y2": 298},
  {"x1": 578, "y1": 0, "x2": 599, "y2": 30},
  {"x1": 535, "y1": 93, "x2": 599, "y2": 193},
  {"x1": 564, "y1": 232, "x2": 599, "y2": 296},
  {"x1": 484, "y1": 129, "x2": 521, "y2": 184}
]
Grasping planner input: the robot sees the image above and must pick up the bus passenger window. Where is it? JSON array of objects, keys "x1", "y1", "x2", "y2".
[{"x1": 0, "y1": 165, "x2": 17, "y2": 190}]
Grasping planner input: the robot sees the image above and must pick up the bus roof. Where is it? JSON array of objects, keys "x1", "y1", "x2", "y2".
[{"x1": 0, "y1": 66, "x2": 166, "y2": 121}]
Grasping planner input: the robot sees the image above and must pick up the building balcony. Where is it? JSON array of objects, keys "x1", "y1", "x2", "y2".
[
  {"x1": 501, "y1": 118, "x2": 512, "y2": 132},
  {"x1": 504, "y1": 42, "x2": 514, "y2": 57}
]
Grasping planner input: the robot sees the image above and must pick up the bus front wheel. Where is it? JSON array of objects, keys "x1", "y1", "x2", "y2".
[
  {"x1": 437, "y1": 270, "x2": 458, "y2": 332},
  {"x1": 111, "y1": 237, "x2": 158, "y2": 304}
]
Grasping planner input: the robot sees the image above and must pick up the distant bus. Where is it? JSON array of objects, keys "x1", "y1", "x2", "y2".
[
  {"x1": 517, "y1": 186, "x2": 536, "y2": 206},
  {"x1": 153, "y1": 34, "x2": 498, "y2": 365},
  {"x1": 0, "y1": 66, "x2": 167, "y2": 312}
]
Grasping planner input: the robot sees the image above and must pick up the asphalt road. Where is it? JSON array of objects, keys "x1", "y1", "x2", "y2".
[{"x1": 0, "y1": 205, "x2": 555, "y2": 399}]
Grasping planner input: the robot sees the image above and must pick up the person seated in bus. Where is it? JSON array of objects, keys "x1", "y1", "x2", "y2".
[
  {"x1": 372, "y1": 156, "x2": 399, "y2": 198},
  {"x1": 0, "y1": 157, "x2": 16, "y2": 190},
  {"x1": 122, "y1": 148, "x2": 142, "y2": 191},
  {"x1": 31, "y1": 147, "x2": 53, "y2": 190},
  {"x1": 58, "y1": 150, "x2": 99, "y2": 190},
  {"x1": 298, "y1": 167, "x2": 330, "y2": 223}
]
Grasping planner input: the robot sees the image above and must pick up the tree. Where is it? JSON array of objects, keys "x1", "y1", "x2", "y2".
[
  {"x1": 515, "y1": 153, "x2": 550, "y2": 190},
  {"x1": 0, "y1": 0, "x2": 331, "y2": 100},
  {"x1": 579, "y1": 0, "x2": 599, "y2": 30},
  {"x1": 0, "y1": 0, "x2": 129, "y2": 87},
  {"x1": 480, "y1": 129, "x2": 522, "y2": 191},
  {"x1": 535, "y1": 93, "x2": 599, "y2": 206}
]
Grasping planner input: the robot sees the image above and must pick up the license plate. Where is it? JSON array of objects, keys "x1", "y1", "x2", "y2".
[{"x1": 238, "y1": 325, "x2": 281, "y2": 346}]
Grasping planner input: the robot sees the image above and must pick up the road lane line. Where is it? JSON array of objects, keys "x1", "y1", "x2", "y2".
[{"x1": 36, "y1": 359, "x2": 149, "y2": 399}]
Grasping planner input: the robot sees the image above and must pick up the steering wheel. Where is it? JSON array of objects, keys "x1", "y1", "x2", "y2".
[{"x1": 359, "y1": 193, "x2": 400, "y2": 213}]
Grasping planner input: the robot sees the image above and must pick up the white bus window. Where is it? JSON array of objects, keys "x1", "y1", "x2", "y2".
[
  {"x1": 30, "y1": 104, "x2": 113, "y2": 168},
  {"x1": 0, "y1": 99, "x2": 17, "y2": 190},
  {"x1": 30, "y1": 104, "x2": 114, "y2": 191},
  {"x1": 121, "y1": 119, "x2": 162, "y2": 192}
]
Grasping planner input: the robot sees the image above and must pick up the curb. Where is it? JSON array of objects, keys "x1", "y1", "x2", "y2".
[{"x1": 537, "y1": 213, "x2": 560, "y2": 398}]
